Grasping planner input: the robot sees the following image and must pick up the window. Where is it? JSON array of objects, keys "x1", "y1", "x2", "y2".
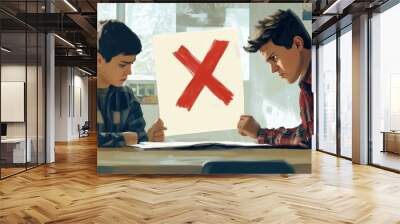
[
  {"x1": 371, "y1": 3, "x2": 400, "y2": 171},
  {"x1": 339, "y1": 27, "x2": 352, "y2": 158},
  {"x1": 97, "y1": 3, "x2": 116, "y2": 21},
  {"x1": 390, "y1": 74, "x2": 400, "y2": 130},
  {"x1": 125, "y1": 3, "x2": 176, "y2": 80},
  {"x1": 0, "y1": 1, "x2": 46, "y2": 179},
  {"x1": 318, "y1": 36, "x2": 337, "y2": 154}
]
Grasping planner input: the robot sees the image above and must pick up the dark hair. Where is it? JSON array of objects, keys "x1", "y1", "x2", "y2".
[
  {"x1": 244, "y1": 9, "x2": 311, "y2": 53},
  {"x1": 98, "y1": 20, "x2": 142, "y2": 62}
]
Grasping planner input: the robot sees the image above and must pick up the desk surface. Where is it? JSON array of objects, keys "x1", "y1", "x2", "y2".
[{"x1": 98, "y1": 147, "x2": 311, "y2": 174}]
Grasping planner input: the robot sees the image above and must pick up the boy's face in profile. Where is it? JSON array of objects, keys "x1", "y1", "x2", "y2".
[
  {"x1": 260, "y1": 36, "x2": 304, "y2": 84},
  {"x1": 97, "y1": 53, "x2": 136, "y2": 87}
]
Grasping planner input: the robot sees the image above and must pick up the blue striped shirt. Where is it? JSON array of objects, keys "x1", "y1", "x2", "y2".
[{"x1": 97, "y1": 86, "x2": 148, "y2": 147}]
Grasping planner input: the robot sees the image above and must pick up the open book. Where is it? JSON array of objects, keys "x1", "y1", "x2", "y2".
[{"x1": 128, "y1": 141, "x2": 272, "y2": 150}]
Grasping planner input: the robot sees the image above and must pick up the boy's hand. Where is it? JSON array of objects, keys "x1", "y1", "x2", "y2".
[
  {"x1": 237, "y1": 115, "x2": 261, "y2": 139},
  {"x1": 148, "y1": 118, "x2": 167, "y2": 142},
  {"x1": 122, "y1": 132, "x2": 138, "y2": 145}
]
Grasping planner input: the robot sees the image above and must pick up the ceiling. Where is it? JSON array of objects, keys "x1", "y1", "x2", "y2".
[
  {"x1": 0, "y1": 0, "x2": 97, "y2": 74},
  {"x1": 312, "y1": 0, "x2": 390, "y2": 43},
  {"x1": 0, "y1": 0, "x2": 394, "y2": 75}
]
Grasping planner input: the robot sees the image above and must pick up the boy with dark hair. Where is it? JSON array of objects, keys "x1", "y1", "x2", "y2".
[
  {"x1": 237, "y1": 9, "x2": 313, "y2": 148},
  {"x1": 97, "y1": 20, "x2": 165, "y2": 147}
]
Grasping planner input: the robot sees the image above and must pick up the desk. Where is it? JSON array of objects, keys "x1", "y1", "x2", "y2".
[
  {"x1": 98, "y1": 147, "x2": 311, "y2": 174},
  {"x1": 382, "y1": 131, "x2": 400, "y2": 154},
  {"x1": 1, "y1": 138, "x2": 31, "y2": 163}
]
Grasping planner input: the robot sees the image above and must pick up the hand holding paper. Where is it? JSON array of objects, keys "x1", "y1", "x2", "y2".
[
  {"x1": 148, "y1": 118, "x2": 167, "y2": 142},
  {"x1": 153, "y1": 29, "x2": 244, "y2": 136}
]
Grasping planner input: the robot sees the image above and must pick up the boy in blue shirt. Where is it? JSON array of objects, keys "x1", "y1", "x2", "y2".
[{"x1": 97, "y1": 20, "x2": 165, "y2": 147}]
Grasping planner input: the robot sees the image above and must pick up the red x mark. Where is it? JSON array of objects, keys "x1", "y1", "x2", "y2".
[{"x1": 173, "y1": 40, "x2": 234, "y2": 111}]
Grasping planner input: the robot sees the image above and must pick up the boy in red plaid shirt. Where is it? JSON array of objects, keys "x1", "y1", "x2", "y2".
[{"x1": 237, "y1": 9, "x2": 313, "y2": 148}]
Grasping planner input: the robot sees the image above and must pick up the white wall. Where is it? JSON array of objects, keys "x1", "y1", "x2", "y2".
[
  {"x1": 55, "y1": 67, "x2": 68, "y2": 141},
  {"x1": 54, "y1": 67, "x2": 89, "y2": 141}
]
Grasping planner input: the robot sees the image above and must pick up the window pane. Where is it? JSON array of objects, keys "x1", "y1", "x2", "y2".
[
  {"x1": 97, "y1": 3, "x2": 116, "y2": 21},
  {"x1": 27, "y1": 32, "x2": 38, "y2": 169},
  {"x1": 38, "y1": 32, "x2": 46, "y2": 165},
  {"x1": 125, "y1": 3, "x2": 176, "y2": 80},
  {"x1": 318, "y1": 37, "x2": 337, "y2": 154},
  {"x1": 371, "y1": 3, "x2": 400, "y2": 171},
  {"x1": 340, "y1": 29, "x2": 352, "y2": 158},
  {"x1": 1, "y1": 31, "x2": 28, "y2": 177}
]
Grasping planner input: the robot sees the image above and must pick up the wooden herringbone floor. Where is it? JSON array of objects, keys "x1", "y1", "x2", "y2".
[{"x1": 1, "y1": 135, "x2": 400, "y2": 224}]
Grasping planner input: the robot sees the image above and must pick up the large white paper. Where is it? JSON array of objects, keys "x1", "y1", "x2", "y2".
[{"x1": 153, "y1": 29, "x2": 244, "y2": 136}]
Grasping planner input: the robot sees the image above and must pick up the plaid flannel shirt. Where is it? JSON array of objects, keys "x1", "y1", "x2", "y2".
[
  {"x1": 97, "y1": 86, "x2": 148, "y2": 147},
  {"x1": 257, "y1": 64, "x2": 313, "y2": 148}
]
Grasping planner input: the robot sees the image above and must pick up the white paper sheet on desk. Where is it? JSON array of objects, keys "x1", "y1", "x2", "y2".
[{"x1": 129, "y1": 141, "x2": 271, "y2": 149}]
